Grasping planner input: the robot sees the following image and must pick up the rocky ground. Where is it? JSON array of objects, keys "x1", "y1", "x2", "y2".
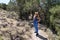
[{"x1": 0, "y1": 9, "x2": 55, "y2": 40}]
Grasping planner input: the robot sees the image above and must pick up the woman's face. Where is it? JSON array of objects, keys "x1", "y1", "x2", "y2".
[{"x1": 35, "y1": 12, "x2": 38, "y2": 16}]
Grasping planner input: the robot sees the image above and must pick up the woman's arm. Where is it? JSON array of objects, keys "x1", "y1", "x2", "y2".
[
  {"x1": 37, "y1": 15, "x2": 40, "y2": 22},
  {"x1": 33, "y1": 15, "x2": 36, "y2": 20}
]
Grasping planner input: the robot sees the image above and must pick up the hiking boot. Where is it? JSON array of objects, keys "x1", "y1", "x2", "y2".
[{"x1": 36, "y1": 33, "x2": 39, "y2": 36}]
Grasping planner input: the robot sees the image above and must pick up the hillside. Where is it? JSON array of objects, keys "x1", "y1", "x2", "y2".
[{"x1": 0, "y1": 9, "x2": 55, "y2": 40}]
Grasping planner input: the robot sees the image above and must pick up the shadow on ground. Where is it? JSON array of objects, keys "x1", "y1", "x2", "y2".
[{"x1": 36, "y1": 34, "x2": 48, "y2": 40}]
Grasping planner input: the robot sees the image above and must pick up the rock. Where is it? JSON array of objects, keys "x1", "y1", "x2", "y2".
[
  {"x1": 20, "y1": 22, "x2": 25, "y2": 26},
  {"x1": 0, "y1": 31, "x2": 2, "y2": 36},
  {"x1": 16, "y1": 23, "x2": 20, "y2": 26}
]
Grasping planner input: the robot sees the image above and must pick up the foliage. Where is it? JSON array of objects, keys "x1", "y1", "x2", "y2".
[
  {"x1": 7, "y1": 0, "x2": 19, "y2": 11},
  {"x1": 49, "y1": 5, "x2": 60, "y2": 40},
  {"x1": 0, "y1": 36, "x2": 2, "y2": 40},
  {"x1": 0, "y1": 3, "x2": 7, "y2": 10},
  {"x1": 49, "y1": 5, "x2": 60, "y2": 23},
  {"x1": 15, "y1": 0, "x2": 39, "y2": 19}
]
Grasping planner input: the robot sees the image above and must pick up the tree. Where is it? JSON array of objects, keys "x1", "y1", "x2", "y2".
[
  {"x1": 7, "y1": 0, "x2": 19, "y2": 11},
  {"x1": 49, "y1": 5, "x2": 60, "y2": 40},
  {"x1": 0, "y1": 3, "x2": 7, "y2": 10},
  {"x1": 15, "y1": 0, "x2": 40, "y2": 19}
]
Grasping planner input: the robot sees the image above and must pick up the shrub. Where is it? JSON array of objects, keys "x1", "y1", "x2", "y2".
[{"x1": 49, "y1": 5, "x2": 60, "y2": 40}]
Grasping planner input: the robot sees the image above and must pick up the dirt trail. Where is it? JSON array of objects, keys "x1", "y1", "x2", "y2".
[{"x1": 30, "y1": 27, "x2": 49, "y2": 40}]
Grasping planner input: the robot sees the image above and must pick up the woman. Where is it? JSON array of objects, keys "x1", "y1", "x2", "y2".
[{"x1": 33, "y1": 12, "x2": 40, "y2": 36}]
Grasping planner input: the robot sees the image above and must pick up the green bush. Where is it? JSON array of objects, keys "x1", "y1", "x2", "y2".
[
  {"x1": 0, "y1": 3, "x2": 7, "y2": 10},
  {"x1": 0, "y1": 36, "x2": 2, "y2": 40},
  {"x1": 49, "y1": 5, "x2": 60, "y2": 40}
]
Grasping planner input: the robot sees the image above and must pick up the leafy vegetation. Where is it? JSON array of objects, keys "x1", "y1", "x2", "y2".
[
  {"x1": 0, "y1": 0, "x2": 60, "y2": 40},
  {"x1": 0, "y1": 3, "x2": 7, "y2": 10},
  {"x1": 49, "y1": 5, "x2": 60, "y2": 40},
  {"x1": 0, "y1": 36, "x2": 2, "y2": 40}
]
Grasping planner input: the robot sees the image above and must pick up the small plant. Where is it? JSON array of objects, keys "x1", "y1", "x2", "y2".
[{"x1": 0, "y1": 36, "x2": 2, "y2": 40}]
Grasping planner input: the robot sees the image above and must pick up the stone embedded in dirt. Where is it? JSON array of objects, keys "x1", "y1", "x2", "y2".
[
  {"x1": 20, "y1": 22, "x2": 25, "y2": 26},
  {"x1": 1, "y1": 24, "x2": 8, "y2": 28},
  {"x1": 16, "y1": 23, "x2": 20, "y2": 26}
]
